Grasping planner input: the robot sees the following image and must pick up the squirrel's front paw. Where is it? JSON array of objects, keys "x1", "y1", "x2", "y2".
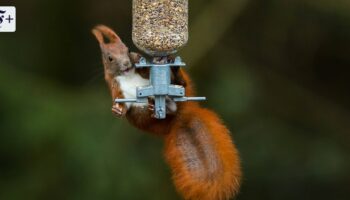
[
  {"x1": 148, "y1": 98, "x2": 157, "y2": 118},
  {"x1": 165, "y1": 97, "x2": 177, "y2": 115},
  {"x1": 112, "y1": 103, "x2": 126, "y2": 117},
  {"x1": 147, "y1": 97, "x2": 177, "y2": 118}
]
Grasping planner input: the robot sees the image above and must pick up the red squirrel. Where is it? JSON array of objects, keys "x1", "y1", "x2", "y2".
[{"x1": 92, "y1": 25, "x2": 242, "y2": 200}]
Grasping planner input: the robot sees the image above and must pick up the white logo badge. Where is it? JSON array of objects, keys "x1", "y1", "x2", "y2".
[{"x1": 0, "y1": 6, "x2": 16, "y2": 32}]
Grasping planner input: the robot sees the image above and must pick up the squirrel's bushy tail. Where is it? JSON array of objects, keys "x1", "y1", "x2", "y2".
[{"x1": 164, "y1": 104, "x2": 241, "y2": 200}]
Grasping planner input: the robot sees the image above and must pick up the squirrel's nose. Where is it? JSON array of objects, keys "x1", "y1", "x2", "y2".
[{"x1": 123, "y1": 61, "x2": 131, "y2": 68}]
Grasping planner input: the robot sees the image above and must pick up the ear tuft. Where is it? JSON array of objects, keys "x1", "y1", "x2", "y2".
[
  {"x1": 92, "y1": 28, "x2": 105, "y2": 45},
  {"x1": 92, "y1": 25, "x2": 122, "y2": 44}
]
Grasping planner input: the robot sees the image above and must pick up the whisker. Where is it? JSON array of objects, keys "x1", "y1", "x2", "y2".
[{"x1": 83, "y1": 66, "x2": 105, "y2": 87}]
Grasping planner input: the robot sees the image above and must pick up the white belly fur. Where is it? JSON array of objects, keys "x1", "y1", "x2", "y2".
[{"x1": 115, "y1": 73, "x2": 150, "y2": 108}]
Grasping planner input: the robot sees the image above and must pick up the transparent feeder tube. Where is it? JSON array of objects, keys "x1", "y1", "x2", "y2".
[{"x1": 132, "y1": 0, "x2": 189, "y2": 56}]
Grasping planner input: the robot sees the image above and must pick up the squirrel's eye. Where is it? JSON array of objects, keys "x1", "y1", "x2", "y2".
[{"x1": 108, "y1": 56, "x2": 114, "y2": 62}]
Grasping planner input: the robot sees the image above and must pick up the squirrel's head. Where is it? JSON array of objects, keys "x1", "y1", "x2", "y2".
[{"x1": 92, "y1": 25, "x2": 136, "y2": 76}]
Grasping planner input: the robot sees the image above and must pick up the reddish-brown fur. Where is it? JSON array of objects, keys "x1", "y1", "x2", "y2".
[
  {"x1": 92, "y1": 25, "x2": 242, "y2": 200},
  {"x1": 165, "y1": 102, "x2": 241, "y2": 200}
]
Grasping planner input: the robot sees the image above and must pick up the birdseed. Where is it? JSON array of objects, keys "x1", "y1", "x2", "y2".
[{"x1": 132, "y1": 0, "x2": 188, "y2": 56}]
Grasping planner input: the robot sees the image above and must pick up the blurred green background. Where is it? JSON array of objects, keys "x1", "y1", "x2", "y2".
[{"x1": 1, "y1": 0, "x2": 350, "y2": 199}]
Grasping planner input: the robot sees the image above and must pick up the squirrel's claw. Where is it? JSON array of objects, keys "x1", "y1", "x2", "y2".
[
  {"x1": 148, "y1": 104, "x2": 155, "y2": 111},
  {"x1": 149, "y1": 106, "x2": 157, "y2": 118},
  {"x1": 112, "y1": 104, "x2": 126, "y2": 117},
  {"x1": 148, "y1": 97, "x2": 155, "y2": 116},
  {"x1": 147, "y1": 97, "x2": 158, "y2": 118}
]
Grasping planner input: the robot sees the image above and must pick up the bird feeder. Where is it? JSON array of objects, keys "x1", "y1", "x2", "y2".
[{"x1": 116, "y1": 0, "x2": 206, "y2": 119}]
